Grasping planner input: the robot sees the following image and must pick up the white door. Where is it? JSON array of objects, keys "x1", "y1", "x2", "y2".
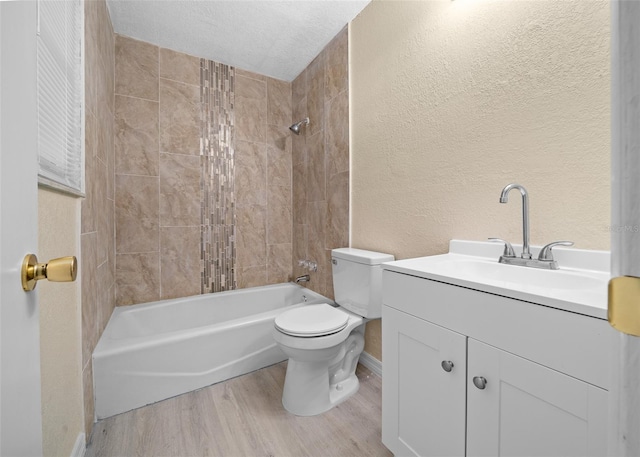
[
  {"x1": 0, "y1": 2, "x2": 44, "y2": 455},
  {"x1": 382, "y1": 306, "x2": 467, "y2": 457},
  {"x1": 467, "y1": 339, "x2": 608, "y2": 457}
]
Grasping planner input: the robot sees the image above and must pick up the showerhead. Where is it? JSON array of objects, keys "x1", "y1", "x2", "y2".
[{"x1": 289, "y1": 117, "x2": 310, "y2": 135}]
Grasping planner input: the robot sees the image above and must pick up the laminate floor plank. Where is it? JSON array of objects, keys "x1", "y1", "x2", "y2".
[{"x1": 87, "y1": 362, "x2": 391, "y2": 457}]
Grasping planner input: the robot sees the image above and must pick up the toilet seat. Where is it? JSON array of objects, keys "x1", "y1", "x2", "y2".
[{"x1": 275, "y1": 304, "x2": 349, "y2": 337}]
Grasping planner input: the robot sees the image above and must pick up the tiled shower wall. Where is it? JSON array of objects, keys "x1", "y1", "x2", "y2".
[
  {"x1": 292, "y1": 28, "x2": 350, "y2": 300},
  {"x1": 81, "y1": 0, "x2": 115, "y2": 437},
  {"x1": 113, "y1": 35, "x2": 293, "y2": 305}
]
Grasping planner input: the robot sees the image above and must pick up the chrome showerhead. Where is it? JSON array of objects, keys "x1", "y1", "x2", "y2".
[{"x1": 289, "y1": 117, "x2": 310, "y2": 135}]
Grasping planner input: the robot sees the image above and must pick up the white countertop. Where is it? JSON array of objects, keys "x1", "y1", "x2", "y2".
[{"x1": 382, "y1": 240, "x2": 611, "y2": 319}]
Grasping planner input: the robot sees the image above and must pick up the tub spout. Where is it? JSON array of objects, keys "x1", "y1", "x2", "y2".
[{"x1": 295, "y1": 274, "x2": 310, "y2": 284}]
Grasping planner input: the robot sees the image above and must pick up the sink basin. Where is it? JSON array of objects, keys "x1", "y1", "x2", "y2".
[
  {"x1": 382, "y1": 240, "x2": 610, "y2": 319},
  {"x1": 432, "y1": 256, "x2": 605, "y2": 291}
]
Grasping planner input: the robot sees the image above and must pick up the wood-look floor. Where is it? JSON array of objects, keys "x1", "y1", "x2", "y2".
[{"x1": 86, "y1": 362, "x2": 392, "y2": 457}]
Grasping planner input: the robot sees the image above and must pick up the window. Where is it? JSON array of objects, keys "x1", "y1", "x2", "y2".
[{"x1": 37, "y1": 0, "x2": 84, "y2": 196}]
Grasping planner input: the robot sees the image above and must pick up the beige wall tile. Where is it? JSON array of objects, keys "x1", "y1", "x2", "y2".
[
  {"x1": 267, "y1": 136, "x2": 292, "y2": 187},
  {"x1": 236, "y1": 76, "x2": 267, "y2": 143},
  {"x1": 115, "y1": 35, "x2": 159, "y2": 100},
  {"x1": 159, "y1": 78, "x2": 201, "y2": 155},
  {"x1": 293, "y1": 93, "x2": 308, "y2": 128},
  {"x1": 267, "y1": 243, "x2": 292, "y2": 284},
  {"x1": 292, "y1": 162, "x2": 307, "y2": 226},
  {"x1": 96, "y1": 98, "x2": 112, "y2": 163},
  {"x1": 95, "y1": 158, "x2": 109, "y2": 263},
  {"x1": 97, "y1": 260, "x2": 114, "y2": 334},
  {"x1": 82, "y1": 362, "x2": 94, "y2": 438},
  {"x1": 292, "y1": 67, "x2": 307, "y2": 103},
  {"x1": 292, "y1": 224, "x2": 308, "y2": 277},
  {"x1": 324, "y1": 249, "x2": 336, "y2": 301},
  {"x1": 115, "y1": 95, "x2": 159, "y2": 176},
  {"x1": 267, "y1": 124, "x2": 292, "y2": 154},
  {"x1": 268, "y1": 183, "x2": 292, "y2": 214},
  {"x1": 325, "y1": 90, "x2": 349, "y2": 177},
  {"x1": 115, "y1": 175, "x2": 159, "y2": 253},
  {"x1": 82, "y1": 113, "x2": 98, "y2": 234},
  {"x1": 325, "y1": 28, "x2": 348, "y2": 102},
  {"x1": 267, "y1": 142, "x2": 292, "y2": 210},
  {"x1": 160, "y1": 48, "x2": 200, "y2": 85},
  {"x1": 97, "y1": 0, "x2": 114, "y2": 75},
  {"x1": 237, "y1": 266, "x2": 268, "y2": 289},
  {"x1": 306, "y1": 131, "x2": 326, "y2": 202},
  {"x1": 268, "y1": 204, "x2": 292, "y2": 245},
  {"x1": 306, "y1": 54, "x2": 325, "y2": 137},
  {"x1": 292, "y1": 125, "x2": 306, "y2": 166},
  {"x1": 160, "y1": 153, "x2": 201, "y2": 227},
  {"x1": 327, "y1": 171, "x2": 349, "y2": 250},
  {"x1": 107, "y1": 141, "x2": 115, "y2": 201},
  {"x1": 267, "y1": 78, "x2": 292, "y2": 128},
  {"x1": 161, "y1": 227, "x2": 201, "y2": 299},
  {"x1": 236, "y1": 140, "x2": 267, "y2": 207},
  {"x1": 236, "y1": 205, "x2": 267, "y2": 268},
  {"x1": 116, "y1": 252, "x2": 161, "y2": 306},
  {"x1": 307, "y1": 200, "x2": 327, "y2": 264},
  {"x1": 235, "y1": 67, "x2": 267, "y2": 81},
  {"x1": 107, "y1": 204, "x2": 116, "y2": 287},
  {"x1": 81, "y1": 232, "x2": 98, "y2": 368}
]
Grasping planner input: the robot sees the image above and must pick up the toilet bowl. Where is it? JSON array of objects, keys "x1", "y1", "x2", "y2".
[{"x1": 273, "y1": 248, "x2": 394, "y2": 416}]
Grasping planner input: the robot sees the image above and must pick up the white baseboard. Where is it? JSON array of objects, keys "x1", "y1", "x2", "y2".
[
  {"x1": 359, "y1": 351, "x2": 382, "y2": 377},
  {"x1": 70, "y1": 433, "x2": 85, "y2": 457}
]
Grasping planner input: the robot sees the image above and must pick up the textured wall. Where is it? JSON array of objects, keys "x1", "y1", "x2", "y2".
[
  {"x1": 38, "y1": 190, "x2": 83, "y2": 457},
  {"x1": 81, "y1": 0, "x2": 115, "y2": 438},
  {"x1": 292, "y1": 27, "x2": 350, "y2": 300},
  {"x1": 350, "y1": 0, "x2": 610, "y2": 360},
  {"x1": 113, "y1": 35, "x2": 293, "y2": 303}
]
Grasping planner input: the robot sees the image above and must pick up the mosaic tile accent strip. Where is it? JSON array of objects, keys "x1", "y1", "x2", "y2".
[{"x1": 200, "y1": 59, "x2": 236, "y2": 293}]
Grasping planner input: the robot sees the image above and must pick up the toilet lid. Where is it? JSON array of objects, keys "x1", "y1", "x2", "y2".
[{"x1": 275, "y1": 304, "x2": 349, "y2": 337}]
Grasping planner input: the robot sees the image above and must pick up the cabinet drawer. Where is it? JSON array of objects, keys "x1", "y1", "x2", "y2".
[{"x1": 383, "y1": 270, "x2": 612, "y2": 389}]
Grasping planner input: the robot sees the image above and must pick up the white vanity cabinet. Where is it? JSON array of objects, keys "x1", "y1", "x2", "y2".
[{"x1": 382, "y1": 269, "x2": 611, "y2": 457}]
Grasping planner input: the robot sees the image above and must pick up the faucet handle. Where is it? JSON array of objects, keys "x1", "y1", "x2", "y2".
[
  {"x1": 538, "y1": 241, "x2": 574, "y2": 261},
  {"x1": 488, "y1": 238, "x2": 516, "y2": 258}
]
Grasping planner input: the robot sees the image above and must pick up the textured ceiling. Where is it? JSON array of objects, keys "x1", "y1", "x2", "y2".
[{"x1": 106, "y1": 0, "x2": 370, "y2": 82}]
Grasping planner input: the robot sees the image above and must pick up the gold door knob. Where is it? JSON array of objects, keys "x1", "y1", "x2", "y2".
[{"x1": 21, "y1": 254, "x2": 77, "y2": 291}]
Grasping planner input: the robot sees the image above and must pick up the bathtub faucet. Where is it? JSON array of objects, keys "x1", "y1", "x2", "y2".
[{"x1": 295, "y1": 275, "x2": 310, "y2": 284}]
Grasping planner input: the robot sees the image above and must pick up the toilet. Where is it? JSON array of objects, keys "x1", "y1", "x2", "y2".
[{"x1": 273, "y1": 247, "x2": 394, "y2": 416}]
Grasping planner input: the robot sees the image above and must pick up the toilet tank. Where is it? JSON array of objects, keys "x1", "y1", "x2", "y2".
[{"x1": 331, "y1": 248, "x2": 395, "y2": 319}]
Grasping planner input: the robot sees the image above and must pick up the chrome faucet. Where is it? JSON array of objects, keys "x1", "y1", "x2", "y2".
[
  {"x1": 499, "y1": 183, "x2": 531, "y2": 259},
  {"x1": 295, "y1": 274, "x2": 310, "y2": 284},
  {"x1": 492, "y1": 183, "x2": 574, "y2": 270}
]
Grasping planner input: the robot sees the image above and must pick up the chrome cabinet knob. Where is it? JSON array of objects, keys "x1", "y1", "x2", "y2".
[
  {"x1": 473, "y1": 376, "x2": 487, "y2": 390},
  {"x1": 441, "y1": 360, "x2": 454, "y2": 372}
]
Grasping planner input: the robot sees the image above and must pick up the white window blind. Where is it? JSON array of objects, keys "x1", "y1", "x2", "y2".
[{"x1": 37, "y1": 0, "x2": 84, "y2": 196}]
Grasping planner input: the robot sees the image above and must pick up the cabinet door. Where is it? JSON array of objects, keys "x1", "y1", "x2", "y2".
[
  {"x1": 467, "y1": 339, "x2": 607, "y2": 457},
  {"x1": 382, "y1": 306, "x2": 467, "y2": 457}
]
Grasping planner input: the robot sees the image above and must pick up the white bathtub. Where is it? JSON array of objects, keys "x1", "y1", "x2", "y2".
[{"x1": 93, "y1": 283, "x2": 332, "y2": 419}]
